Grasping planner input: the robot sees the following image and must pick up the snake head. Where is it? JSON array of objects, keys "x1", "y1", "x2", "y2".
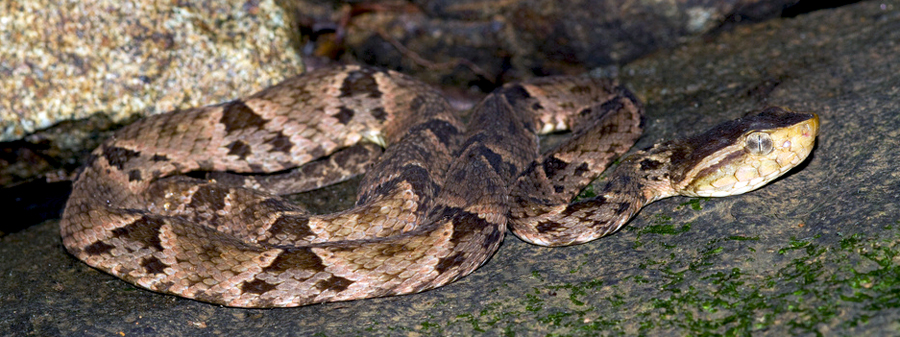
[{"x1": 674, "y1": 107, "x2": 820, "y2": 197}]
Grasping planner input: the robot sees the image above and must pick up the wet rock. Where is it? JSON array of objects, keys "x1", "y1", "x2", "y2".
[{"x1": 288, "y1": 0, "x2": 801, "y2": 86}]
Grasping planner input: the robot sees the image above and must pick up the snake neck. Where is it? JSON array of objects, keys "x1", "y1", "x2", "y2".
[
  {"x1": 614, "y1": 142, "x2": 682, "y2": 203},
  {"x1": 509, "y1": 143, "x2": 680, "y2": 247}
]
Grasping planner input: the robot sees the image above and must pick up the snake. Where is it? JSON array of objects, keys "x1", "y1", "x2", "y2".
[{"x1": 59, "y1": 65, "x2": 819, "y2": 307}]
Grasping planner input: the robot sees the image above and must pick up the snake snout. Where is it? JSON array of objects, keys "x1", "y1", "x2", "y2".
[{"x1": 682, "y1": 109, "x2": 819, "y2": 197}]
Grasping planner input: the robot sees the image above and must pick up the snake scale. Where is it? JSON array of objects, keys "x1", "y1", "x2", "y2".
[{"x1": 60, "y1": 65, "x2": 819, "y2": 307}]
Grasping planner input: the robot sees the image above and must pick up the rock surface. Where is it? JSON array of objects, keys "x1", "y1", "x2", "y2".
[
  {"x1": 288, "y1": 0, "x2": 800, "y2": 86},
  {"x1": 0, "y1": 0, "x2": 302, "y2": 142},
  {"x1": 2, "y1": 0, "x2": 899, "y2": 336}
]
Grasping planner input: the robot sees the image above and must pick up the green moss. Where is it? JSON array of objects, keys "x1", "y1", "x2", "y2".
[
  {"x1": 525, "y1": 290, "x2": 545, "y2": 312},
  {"x1": 546, "y1": 279, "x2": 605, "y2": 306},
  {"x1": 419, "y1": 317, "x2": 444, "y2": 335},
  {"x1": 384, "y1": 222, "x2": 900, "y2": 336},
  {"x1": 725, "y1": 235, "x2": 759, "y2": 241},
  {"x1": 678, "y1": 197, "x2": 711, "y2": 211},
  {"x1": 635, "y1": 213, "x2": 691, "y2": 245},
  {"x1": 574, "y1": 184, "x2": 597, "y2": 201}
]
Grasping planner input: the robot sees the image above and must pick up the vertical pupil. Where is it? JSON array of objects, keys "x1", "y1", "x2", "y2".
[{"x1": 746, "y1": 133, "x2": 773, "y2": 155}]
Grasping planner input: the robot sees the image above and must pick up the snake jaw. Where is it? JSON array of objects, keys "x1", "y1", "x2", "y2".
[{"x1": 681, "y1": 110, "x2": 819, "y2": 197}]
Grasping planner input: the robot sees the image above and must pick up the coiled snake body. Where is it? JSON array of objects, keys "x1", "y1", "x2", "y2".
[{"x1": 60, "y1": 66, "x2": 819, "y2": 307}]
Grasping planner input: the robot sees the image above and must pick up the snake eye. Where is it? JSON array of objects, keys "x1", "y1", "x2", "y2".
[{"x1": 744, "y1": 132, "x2": 773, "y2": 155}]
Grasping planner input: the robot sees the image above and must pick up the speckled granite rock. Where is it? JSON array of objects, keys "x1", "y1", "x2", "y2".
[
  {"x1": 2, "y1": 1, "x2": 899, "y2": 336},
  {"x1": 0, "y1": 0, "x2": 303, "y2": 142}
]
